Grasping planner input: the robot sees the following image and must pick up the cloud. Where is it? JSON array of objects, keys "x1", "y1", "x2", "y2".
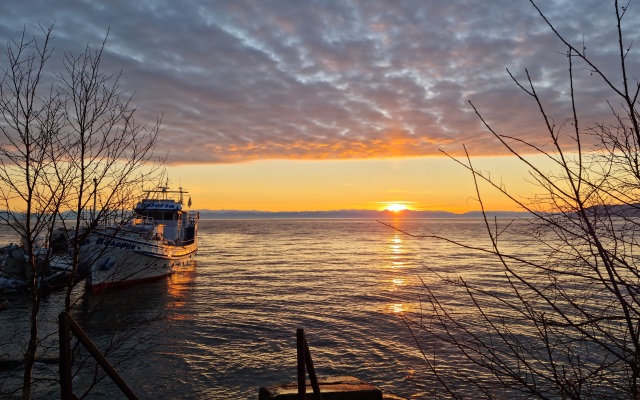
[{"x1": 0, "y1": 0, "x2": 632, "y2": 164}]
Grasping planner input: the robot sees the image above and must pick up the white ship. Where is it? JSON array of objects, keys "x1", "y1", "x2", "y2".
[{"x1": 80, "y1": 186, "x2": 199, "y2": 292}]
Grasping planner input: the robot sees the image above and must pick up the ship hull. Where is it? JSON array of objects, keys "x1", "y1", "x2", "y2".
[{"x1": 81, "y1": 229, "x2": 197, "y2": 292}]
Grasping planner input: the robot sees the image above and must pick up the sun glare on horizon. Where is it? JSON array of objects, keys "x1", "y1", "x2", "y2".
[{"x1": 384, "y1": 203, "x2": 410, "y2": 213}]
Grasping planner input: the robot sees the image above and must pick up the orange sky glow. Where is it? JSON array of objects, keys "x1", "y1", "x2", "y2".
[
  {"x1": 168, "y1": 155, "x2": 552, "y2": 213},
  {"x1": 1, "y1": 1, "x2": 619, "y2": 214}
]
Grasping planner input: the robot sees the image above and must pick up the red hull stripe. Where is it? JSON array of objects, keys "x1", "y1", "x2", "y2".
[{"x1": 88, "y1": 272, "x2": 173, "y2": 293}]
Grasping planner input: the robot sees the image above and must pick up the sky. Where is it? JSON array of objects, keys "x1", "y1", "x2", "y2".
[{"x1": 0, "y1": 0, "x2": 637, "y2": 212}]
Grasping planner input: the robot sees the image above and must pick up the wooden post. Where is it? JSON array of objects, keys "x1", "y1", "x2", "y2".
[
  {"x1": 260, "y1": 330, "x2": 383, "y2": 399},
  {"x1": 297, "y1": 328, "x2": 306, "y2": 399},
  {"x1": 304, "y1": 335, "x2": 321, "y2": 397},
  {"x1": 58, "y1": 311, "x2": 139, "y2": 400},
  {"x1": 59, "y1": 312, "x2": 73, "y2": 399},
  {"x1": 296, "y1": 328, "x2": 322, "y2": 400}
]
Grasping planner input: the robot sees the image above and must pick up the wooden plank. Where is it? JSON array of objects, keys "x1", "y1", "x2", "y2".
[{"x1": 259, "y1": 376, "x2": 383, "y2": 400}]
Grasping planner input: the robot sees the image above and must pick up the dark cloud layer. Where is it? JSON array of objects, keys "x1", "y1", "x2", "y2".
[{"x1": 0, "y1": 0, "x2": 636, "y2": 164}]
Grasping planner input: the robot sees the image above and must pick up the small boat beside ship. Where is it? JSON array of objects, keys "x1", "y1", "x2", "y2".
[
  {"x1": 79, "y1": 185, "x2": 199, "y2": 292},
  {"x1": 0, "y1": 231, "x2": 76, "y2": 293}
]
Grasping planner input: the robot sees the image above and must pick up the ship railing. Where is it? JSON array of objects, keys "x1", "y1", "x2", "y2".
[
  {"x1": 59, "y1": 311, "x2": 139, "y2": 400},
  {"x1": 129, "y1": 216, "x2": 155, "y2": 231},
  {"x1": 187, "y1": 211, "x2": 199, "y2": 224}
]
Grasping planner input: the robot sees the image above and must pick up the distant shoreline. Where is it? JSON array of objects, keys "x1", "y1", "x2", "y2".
[
  {"x1": 197, "y1": 209, "x2": 532, "y2": 219},
  {"x1": 0, "y1": 210, "x2": 530, "y2": 222},
  {"x1": 7, "y1": 204, "x2": 638, "y2": 220}
]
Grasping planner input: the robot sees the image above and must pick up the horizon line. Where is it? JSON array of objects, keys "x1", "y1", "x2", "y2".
[{"x1": 197, "y1": 209, "x2": 530, "y2": 214}]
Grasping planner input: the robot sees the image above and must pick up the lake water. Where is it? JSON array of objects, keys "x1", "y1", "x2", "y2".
[{"x1": 0, "y1": 218, "x2": 528, "y2": 399}]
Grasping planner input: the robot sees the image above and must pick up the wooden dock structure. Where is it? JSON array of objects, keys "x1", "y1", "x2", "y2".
[
  {"x1": 259, "y1": 329, "x2": 406, "y2": 400},
  {"x1": 259, "y1": 375, "x2": 383, "y2": 400}
]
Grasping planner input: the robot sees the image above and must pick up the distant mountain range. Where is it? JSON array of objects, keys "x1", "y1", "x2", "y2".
[
  {"x1": 199, "y1": 203, "x2": 640, "y2": 219},
  {"x1": 197, "y1": 209, "x2": 532, "y2": 219},
  {"x1": 5, "y1": 203, "x2": 639, "y2": 220}
]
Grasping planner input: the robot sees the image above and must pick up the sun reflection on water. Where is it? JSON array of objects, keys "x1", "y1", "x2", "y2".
[
  {"x1": 390, "y1": 235, "x2": 404, "y2": 259},
  {"x1": 389, "y1": 303, "x2": 406, "y2": 314},
  {"x1": 392, "y1": 277, "x2": 405, "y2": 287},
  {"x1": 386, "y1": 231, "x2": 410, "y2": 314},
  {"x1": 166, "y1": 261, "x2": 196, "y2": 320}
]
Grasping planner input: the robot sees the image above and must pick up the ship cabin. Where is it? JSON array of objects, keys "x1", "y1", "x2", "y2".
[{"x1": 133, "y1": 197, "x2": 197, "y2": 245}]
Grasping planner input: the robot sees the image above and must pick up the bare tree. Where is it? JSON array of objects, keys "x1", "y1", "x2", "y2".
[
  {"x1": 55, "y1": 32, "x2": 163, "y2": 312},
  {"x1": 399, "y1": 1, "x2": 640, "y2": 398},
  {"x1": 0, "y1": 25, "x2": 162, "y2": 399},
  {"x1": 0, "y1": 25, "x2": 67, "y2": 400}
]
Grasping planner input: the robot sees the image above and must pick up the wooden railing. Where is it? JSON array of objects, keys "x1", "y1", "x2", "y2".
[
  {"x1": 58, "y1": 311, "x2": 139, "y2": 399},
  {"x1": 297, "y1": 328, "x2": 323, "y2": 400}
]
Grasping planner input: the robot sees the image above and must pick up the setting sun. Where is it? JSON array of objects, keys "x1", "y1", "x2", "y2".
[{"x1": 384, "y1": 203, "x2": 410, "y2": 213}]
